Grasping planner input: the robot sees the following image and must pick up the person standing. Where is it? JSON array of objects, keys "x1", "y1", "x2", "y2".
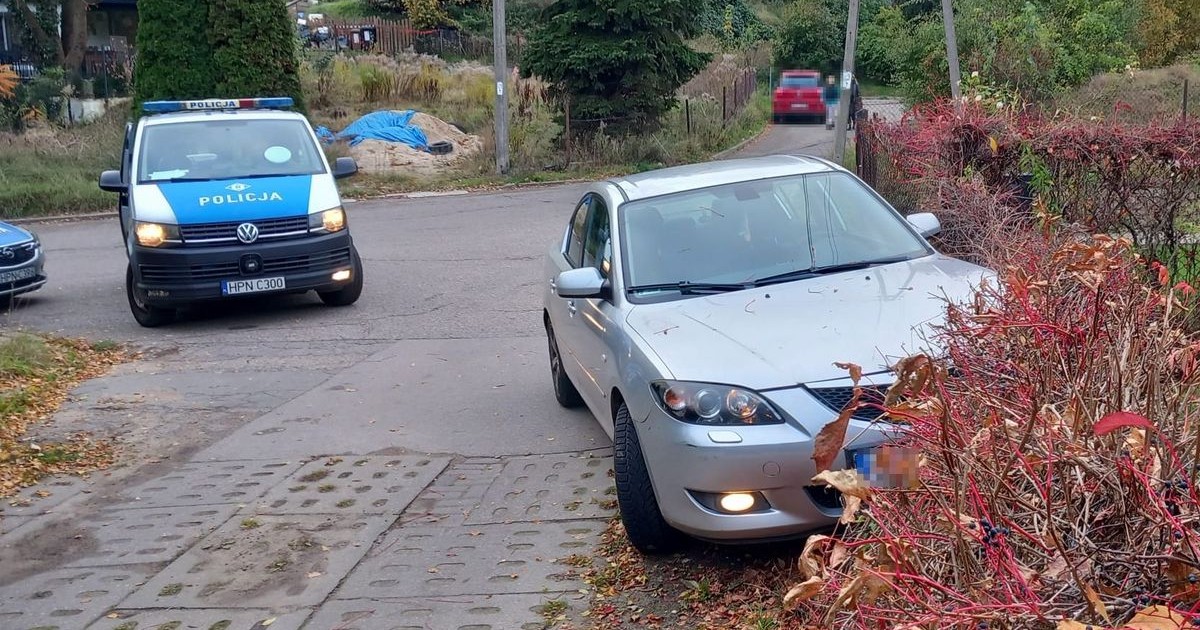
[{"x1": 823, "y1": 75, "x2": 840, "y2": 129}]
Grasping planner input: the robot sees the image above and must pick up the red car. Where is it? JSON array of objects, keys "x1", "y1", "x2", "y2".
[{"x1": 772, "y1": 70, "x2": 825, "y2": 124}]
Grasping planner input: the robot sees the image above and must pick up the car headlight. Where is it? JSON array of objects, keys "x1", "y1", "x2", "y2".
[
  {"x1": 650, "y1": 380, "x2": 785, "y2": 425},
  {"x1": 134, "y1": 222, "x2": 180, "y2": 247},
  {"x1": 309, "y1": 208, "x2": 346, "y2": 233}
]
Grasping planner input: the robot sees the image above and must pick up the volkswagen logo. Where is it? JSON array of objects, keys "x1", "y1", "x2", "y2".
[
  {"x1": 236, "y1": 223, "x2": 260, "y2": 244},
  {"x1": 0, "y1": 248, "x2": 12, "y2": 261},
  {"x1": 226, "y1": 182, "x2": 252, "y2": 192}
]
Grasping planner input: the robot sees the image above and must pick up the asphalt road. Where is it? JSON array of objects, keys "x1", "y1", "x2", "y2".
[{"x1": 0, "y1": 120, "x2": 839, "y2": 629}]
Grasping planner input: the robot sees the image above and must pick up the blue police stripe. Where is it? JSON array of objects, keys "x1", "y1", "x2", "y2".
[
  {"x1": 0, "y1": 222, "x2": 34, "y2": 246},
  {"x1": 157, "y1": 176, "x2": 314, "y2": 224}
]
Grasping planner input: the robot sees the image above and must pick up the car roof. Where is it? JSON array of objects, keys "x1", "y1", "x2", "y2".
[
  {"x1": 606, "y1": 155, "x2": 841, "y2": 202},
  {"x1": 782, "y1": 70, "x2": 819, "y2": 76},
  {"x1": 140, "y1": 109, "x2": 310, "y2": 127}
]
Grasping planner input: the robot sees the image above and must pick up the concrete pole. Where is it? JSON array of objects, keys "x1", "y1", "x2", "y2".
[
  {"x1": 942, "y1": 0, "x2": 963, "y2": 106},
  {"x1": 492, "y1": 0, "x2": 510, "y2": 175},
  {"x1": 832, "y1": 0, "x2": 859, "y2": 164}
]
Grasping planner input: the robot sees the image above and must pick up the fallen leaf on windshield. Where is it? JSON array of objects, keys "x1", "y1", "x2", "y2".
[
  {"x1": 812, "y1": 390, "x2": 861, "y2": 472},
  {"x1": 834, "y1": 362, "x2": 864, "y2": 386}
]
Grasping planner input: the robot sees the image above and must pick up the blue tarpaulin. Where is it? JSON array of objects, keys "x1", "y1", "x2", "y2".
[{"x1": 314, "y1": 110, "x2": 429, "y2": 151}]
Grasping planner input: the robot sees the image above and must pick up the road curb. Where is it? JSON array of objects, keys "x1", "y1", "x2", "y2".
[
  {"x1": 712, "y1": 124, "x2": 773, "y2": 160},
  {"x1": 9, "y1": 211, "x2": 117, "y2": 225}
]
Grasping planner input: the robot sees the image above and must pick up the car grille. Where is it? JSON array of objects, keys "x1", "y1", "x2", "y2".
[
  {"x1": 179, "y1": 216, "x2": 310, "y2": 245},
  {"x1": 806, "y1": 384, "x2": 889, "y2": 421},
  {"x1": 0, "y1": 242, "x2": 37, "y2": 267},
  {"x1": 139, "y1": 248, "x2": 351, "y2": 283}
]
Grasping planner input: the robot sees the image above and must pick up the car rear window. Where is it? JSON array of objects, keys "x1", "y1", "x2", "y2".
[{"x1": 781, "y1": 75, "x2": 819, "y2": 88}]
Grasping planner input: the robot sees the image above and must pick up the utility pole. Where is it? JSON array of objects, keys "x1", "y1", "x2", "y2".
[
  {"x1": 492, "y1": 0, "x2": 510, "y2": 175},
  {"x1": 832, "y1": 0, "x2": 859, "y2": 165},
  {"x1": 942, "y1": 0, "x2": 963, "y2": 106}
]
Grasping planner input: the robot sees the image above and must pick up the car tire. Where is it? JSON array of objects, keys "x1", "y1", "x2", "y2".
[
  {"x1": 0, "y1": 294, "x2": 11, "y2": 311},
  {"x1": 545, "y1": 319, "x2": 584, "y2": 408},
  {"x1": 772, "y1": 114, "x2": 782, "y2": 124},
  {"x1": 318, "y1": 246, "x2": 364, "y2": 307},
  {"x1": 613, "y1": 402, "x2": 685, "y2": 554},
  {"x1": 126, "y1": 264, "x2": 175, "y2": 328}
]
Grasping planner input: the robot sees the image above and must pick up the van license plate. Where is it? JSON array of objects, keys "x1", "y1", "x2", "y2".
[
  {"x1": 0, "y1": 267, "x2": 35, "y2": 283},
  {"x1": 222, "y1": 276, "x2": 286, "y2": 296}
]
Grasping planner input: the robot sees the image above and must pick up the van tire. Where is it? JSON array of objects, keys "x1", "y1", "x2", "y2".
[
  {"x1": 126, "y1": 264, "x2": 175, "y2": 328},
  {"x1": 613, "y1": 403, "x2": 685, "y2": 554},
  {"x1": 318, "y1": 246, "x2": 363, "y2": 307}
]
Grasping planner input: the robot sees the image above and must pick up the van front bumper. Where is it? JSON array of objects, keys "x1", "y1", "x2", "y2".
[{"x1": 130, "y1": 231, "x2": 355, "y2": 306}]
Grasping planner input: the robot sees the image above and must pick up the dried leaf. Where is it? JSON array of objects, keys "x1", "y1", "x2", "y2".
[
  {"x1": 1093, "y1": 411, "x2": 1153, "y2": 436},
  {"x1": 811, "y1": 396, "x2": 859, "y2": 473},
  {"x1": 798, "y1": 534, "x2": 832, "y2": 579},
  {"x1": 829, "y1": 542, "x2": 849, "y2": 572},
  {"x1": 783, "y1": 576, "x2": 824, "y2": 606},
  {"x1": 1126, "y1": 605, "x2": 1191, "y2": 629},
  {"x1": 1082, "y1": 581, "x2": 1111, "y2": 623},
  {"x1": 834, "y1": 361, "x2": 864, "y2": 386},
  {"x1": 840, "y1": 495, "x2": 863, "y2": 524},
  {"x1": 812, "y1": 469, "x2": 873, "y2": 500},
  {"x1": 823, "y1": 569, "x2": 892, "y2": 624},
  {"x1": 1057, "y1": 621, "x2": 1089, "y2": 630},
  {"x1": 988, "y1": 136, "x2": 999, "y2": 155}
]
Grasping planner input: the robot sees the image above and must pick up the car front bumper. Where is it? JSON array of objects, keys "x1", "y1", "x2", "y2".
[
  {"x1": 130, "y1": 231, "x2": 355, "y2": 306},
  {"x1": 636, "y1": 386, "x2": 897, "y2": 542},
  {"x1": 0, "y1": 245, "x2": 47, "y2": 299}
]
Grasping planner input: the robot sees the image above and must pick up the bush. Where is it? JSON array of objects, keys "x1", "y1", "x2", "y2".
[
  {"x1": 133, "y1": 0, "x2": 216, "y2": 108},
  {"x1": 771, "y1": 0, "x2": 840, "y2": 73},
  {"x1": 209, "y1": 0, "x2": 306, "y2": 111}
]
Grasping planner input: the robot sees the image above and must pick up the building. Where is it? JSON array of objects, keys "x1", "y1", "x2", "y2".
[{"x1": 0, "y1": 0, "x2": 138, "y2": 64}]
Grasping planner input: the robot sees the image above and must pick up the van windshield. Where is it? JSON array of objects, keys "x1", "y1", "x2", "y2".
[{"x1": 137, "y1": 119, "x2": 326, "y2": 183}]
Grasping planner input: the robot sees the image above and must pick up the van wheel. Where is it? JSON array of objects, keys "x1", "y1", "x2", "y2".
[
  {"x1": 319, "y1": 246, "x2": 364, "y2": 306},
  {"x1": 126, "y1": 264, "x2": 175, "y2": 328},
  {"x1": 545, "y1": 319, "x2": 583, "y2": 408},
  {"x1": 613, "y1": 403, "x2": 684, "y2": 554}
]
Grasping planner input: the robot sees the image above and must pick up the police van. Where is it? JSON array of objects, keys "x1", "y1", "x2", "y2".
[{"x1": 98, "y1": 97, "x2": 363, "y2": 327}]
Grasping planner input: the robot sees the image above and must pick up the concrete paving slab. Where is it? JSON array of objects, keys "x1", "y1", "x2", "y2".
[
  {"x1": 88, "y1": 608, "x2": 309, "y2": 630},
  {"x1": 0, "y1": 565, "x2": 153, "y2": 630},
  {"x1": 123, "y1": 513, "x2": 392, "y2": 610},
  {"x1": 397, "y1": 458, "x2": 503, "y2": 528},
  {"x1": 307, "y1": 592, "x2": 588, "y2": 630},
  {"x1": 465, "y1": 451, "x2": 613, "y2": 525},
  {"x1": 116, "y1": 460, "x2": 301, "y2": 509},
  {"x1": 335, "y1": 520, "x2": 602, "y2": 599},
  {"x1": 245, "y1": 455, "x2": 449, "y2": 516},
  {"x1": 1, "y1": 475, "x2": 89, "y2": 518},
  {"x1": 194, "y1": 337, "x2": 609, "y2": 461},
  {"x1": 63, "y1": 505, "x2": 239, "y2": 568}
]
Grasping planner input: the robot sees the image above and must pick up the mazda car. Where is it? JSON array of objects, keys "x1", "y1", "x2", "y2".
[
  {"x1": 0, "y1": 221, "x2": 46, "y2": 309},
  {"x1": 542, "y1": 155, "x2": 991, "y2": 553}
]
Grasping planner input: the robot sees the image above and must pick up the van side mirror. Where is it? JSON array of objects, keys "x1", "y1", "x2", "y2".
[
  {"x1": 332, "y1": 157, "x2": 358, "y2": 179},
  {"x1": 98, "y1": 170, "x2": 126, "y2": 193}
]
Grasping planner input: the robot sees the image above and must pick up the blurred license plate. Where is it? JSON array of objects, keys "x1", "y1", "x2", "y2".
[
  {"x1": 792, "y1": 103, "x2": 809, "y2": 110},
  {"x1": 849, "y1": 445, "x2": 919, "y2": 489},
  {"x1": 0, "y1": 267, "x2": 35, "y2": 283},
  {"x1": 222, "y1": 276, "x2": 286, "y2": 296}
]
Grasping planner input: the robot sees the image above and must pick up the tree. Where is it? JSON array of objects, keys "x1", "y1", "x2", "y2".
[
  {"x1": 208, "y1": 0, "x2": 305, "y2": 111},
  {"x1": 772, "y1": 0, "x2": 840, "y2": 73},
  {"x1": 133, "y1": 0, "x2": 216, "y2": 107},
  {"x1": 522, "y1": 0, "x2": 709, "y2": 127},
  {"x1": 857, "y1": 5, "x2": 907, "y2": 84},
  {"x1": 9, "y1": 0, "x2": 93, "y2": 76}
]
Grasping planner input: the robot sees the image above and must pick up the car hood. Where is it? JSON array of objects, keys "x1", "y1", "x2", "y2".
[
  {"x1": 0, "y1": 222, "x2": 34, "y2": 247},
  {"x1": 626, "y1": 255, "x2": 993, "y2": 390}
]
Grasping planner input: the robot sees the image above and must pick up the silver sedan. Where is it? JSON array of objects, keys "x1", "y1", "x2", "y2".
[{"x1": 542, "y1": 155, "x2": 990, "y2": 553}]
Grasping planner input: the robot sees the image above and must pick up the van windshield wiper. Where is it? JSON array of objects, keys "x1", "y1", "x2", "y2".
[
  {"x1": 627, "y1": 281, "x2": 752, "y2": 295},
  {"x1": 752, "y1": 256, "x2": 915, "y2": 286}
]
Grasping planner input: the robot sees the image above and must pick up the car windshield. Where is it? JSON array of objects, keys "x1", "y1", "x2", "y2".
[
  {"x1": 781, "y1": 75, "x2": 818, "y2": 88},
  {"x1": 137, "y1": 119, "x2": 326, "y2": 183},
  {"x1": 620, "y1": 171, "x2": 930, "y2": 293}
]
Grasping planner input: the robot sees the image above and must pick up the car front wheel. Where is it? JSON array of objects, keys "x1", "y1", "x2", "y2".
[
  {"x1": 318, "y1": 246, "x2": 364, "y2": 307},
  {"x1": 613, "y1": 402, "x2": 684, "y2": 554},
  {"x1": 126, "y1": 264, "x2": 175, "y2": 328},
  {"x1": 546, "y1": 318, "x2": 583, "y2": 408}
]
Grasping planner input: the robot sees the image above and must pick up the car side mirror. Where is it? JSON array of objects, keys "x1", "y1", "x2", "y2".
[
  {"x1": 907, "y1": 212, "x2": 941, "y2": 238},
  {"x1": 98, "y1": 170, "x2": 126, "y2": 193},
  {"x1": 332, "y1": 157, "x2": 358, "y2": 179},
  {"x1": 556, "y1": 267, "x2": 608, "y2": 299}
]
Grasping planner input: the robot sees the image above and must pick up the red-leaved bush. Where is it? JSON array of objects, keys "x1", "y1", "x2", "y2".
[{"x1": 789, "y1": 233, "x2": 1200, "y2": 629}]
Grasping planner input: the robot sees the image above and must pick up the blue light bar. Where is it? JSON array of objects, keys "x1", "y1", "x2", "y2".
[{"x1": 142, "y1": 97, "x2": 295, "y2": 114}]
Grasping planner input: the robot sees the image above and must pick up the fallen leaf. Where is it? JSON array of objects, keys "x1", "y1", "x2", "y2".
[
  {"x1": 783, "y1": 576, "x2": 824, "y2": 606},
  {"x1": 798, "y1": 535, "x2": 832, "y2": 578},
  {"x1": 829, "y1": 542, "x2": 850, "y2": 572},
  {"x1": 1126, "y1": 605, "x2": 1191, "y2": 630},
  {"x1": 840, "y1": 495, "x2": 863, "y2": 524},
  {"x1": 812, "y1": 469, "x2": 873, "y2": 500},
  {"x1": 1093, "y1": 411, "x2": 1153, "y2": 436},
  {"x1": 1057, "y1": 621, "x2": 1088, "y2": 630},
  {"x1": 262, "y1": 618, "x2": 276, "y2": 627},
  {"x1": 1082, "y1": 581, "x2": 1111, "y2": 624},
  {"x1": 834, "y1": 362, "x2": 864, "y2": 386},
  {"x1": 306, "y1": 571, "x2": 322, "y2": 579},
  {"x1": 811, "y1": 395, "x2": 860, "y2": 473},
  {"x1": 988, "y1": 136, "x2": 999, "y2": 155}
]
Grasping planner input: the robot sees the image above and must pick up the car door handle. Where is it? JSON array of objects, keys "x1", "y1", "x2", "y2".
[
  {"x1": 549, "y1": 278, "x2": 557, "y2": 291},
  {"x1": 566, "y1": 300, "x2": 577, "y2": 316}
]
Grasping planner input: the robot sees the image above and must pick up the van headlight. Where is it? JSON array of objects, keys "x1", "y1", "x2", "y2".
[
  {"x1": 135, "y1": 222, "x2": 180, "y2": 247},
  {"x1": 650, "y1": 381, "x2": 785, "y2": 425},
  {"x1": 310, "y1": 208, "x2": 346, "y2": 233}
]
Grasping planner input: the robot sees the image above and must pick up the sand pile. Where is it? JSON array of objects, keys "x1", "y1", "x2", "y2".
[{"x1": 349, "y1": 112, "x2": 483, "y2": 177}]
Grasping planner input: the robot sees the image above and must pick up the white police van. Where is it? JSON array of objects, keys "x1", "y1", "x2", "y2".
[{"x1": 98, "y1": 97, "x2": 363, "y2": 327}]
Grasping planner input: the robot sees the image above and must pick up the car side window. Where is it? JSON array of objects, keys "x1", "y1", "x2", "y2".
[
  {"x1": 120, "y1": 123, "x2": 134, "y2": 182},
  {"x1": 565, "y1": 198, "x2": 589, "y2": 267},
  {"x1": 582, "y1": 198, "x2": 611, "y2": 278}
]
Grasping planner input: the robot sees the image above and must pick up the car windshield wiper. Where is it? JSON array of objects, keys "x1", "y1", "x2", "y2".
[
  {"x1": 627, "y1": 281, "x2": 752, "y2": 295},
  {"x1": 753, "y1": 256, "x2": 915, "y2": 286}
]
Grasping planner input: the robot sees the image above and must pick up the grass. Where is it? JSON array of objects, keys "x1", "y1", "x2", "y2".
[
  {"x1": 859, "y1": 80, "x2": 906, "y2": 99},
  {"x1": 0, "y1": 109, "x2": 124, "y2": 219},
  {"x1": 311, "y1": 0, "x2": 382, "y2": 18},
  {"x1": 0, "y1": 333, "x2": 126, "y2": 496}
]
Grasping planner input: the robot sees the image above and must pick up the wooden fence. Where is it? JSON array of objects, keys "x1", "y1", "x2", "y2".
[{"x1": 323, "y1": 17, "x2": 429, "y2": 53}]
